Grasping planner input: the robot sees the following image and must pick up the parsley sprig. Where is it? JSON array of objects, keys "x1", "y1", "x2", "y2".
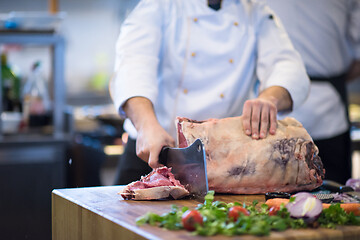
[{"x1": 318, "y1": 204, "x2": 360, "y2": 228}]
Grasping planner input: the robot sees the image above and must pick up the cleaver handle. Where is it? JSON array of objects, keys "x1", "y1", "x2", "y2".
[{"x1": 158, "y1": 147, "x2": 169, "y2": 165}]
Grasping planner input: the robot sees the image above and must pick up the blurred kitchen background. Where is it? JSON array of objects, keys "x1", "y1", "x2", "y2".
[
  {"x1": 0, "y1": 0, "x2": 140, "y2": 239},
  {"x1": 0, "y1": 0, "x2": 359, "y2": 239}
]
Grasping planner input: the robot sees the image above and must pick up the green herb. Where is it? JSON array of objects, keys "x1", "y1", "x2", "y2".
[
  {"x1": 204, "y1": 190, "x2": 215, "y2": 206},
  {"x1": 136, "y1": 192, "x2": 360, "y2": 236},
  {"x1": 318, "y1": 204, "x2": 360, "y2": 228}
]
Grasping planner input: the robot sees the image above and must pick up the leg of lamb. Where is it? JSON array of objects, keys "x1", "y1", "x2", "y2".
[
  {"x1": 120, "y1": 166, "x2": 189, "y2": 200},
  {"x1": 177, "y1": 116, "x2": 325, "y2": 194}
]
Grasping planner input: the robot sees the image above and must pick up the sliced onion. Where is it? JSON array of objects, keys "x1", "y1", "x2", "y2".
[
  {"x1": 286, "y1": 192, "x2": 323, "y2": 223},
  {"x1": 346, "y1": 178, "x2": 360, "y2": 192}
]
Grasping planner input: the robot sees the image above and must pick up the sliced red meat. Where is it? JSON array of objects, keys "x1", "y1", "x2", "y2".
[
  {"x1": 120, "y1": 166, "x2": 189, "y2": 200},
  {"x1": 176, "y1": 116, "x2": 325, "y2": 194}
]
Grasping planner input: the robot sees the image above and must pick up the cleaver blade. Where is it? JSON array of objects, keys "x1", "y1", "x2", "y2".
[{"x1": 159, "y1": 138, "x2": 209, "y2": 199}]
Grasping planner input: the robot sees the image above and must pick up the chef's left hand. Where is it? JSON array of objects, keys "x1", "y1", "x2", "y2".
[
  {"x1": 242, "y1": 98, "x2": 277, "y2": 139},
  {"x1": 242, "y1": 86, "x2": 292, "y2": 139}
]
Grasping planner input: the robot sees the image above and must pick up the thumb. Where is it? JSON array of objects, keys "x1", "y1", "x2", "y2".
[{"x1": 148, "y1": 150, "x2": 162, "y2": 169}]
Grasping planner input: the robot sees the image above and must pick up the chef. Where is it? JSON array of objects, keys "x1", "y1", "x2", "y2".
[
  {"x1": 110, "y1": 0, "x2": 310, "y2": 184},
  {"x1": 267, "y1": 0, "x2": 360, "y2": 184}
]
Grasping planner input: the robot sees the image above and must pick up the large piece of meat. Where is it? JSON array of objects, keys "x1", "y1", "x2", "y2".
[
  {"x1": 120, "y1": 167, "x2": 189, "y2": 200},
  {"x1": 177, "y1": 116, "x2": 325, "y2": 194}
]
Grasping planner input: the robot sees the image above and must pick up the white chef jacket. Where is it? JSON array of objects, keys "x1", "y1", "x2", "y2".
[
  {"x1": 267, "y1": 0, "x2": 360, "y2": 140},
  {"x1": 111, "y1": 0, "x2": 310, "y2": 139}
]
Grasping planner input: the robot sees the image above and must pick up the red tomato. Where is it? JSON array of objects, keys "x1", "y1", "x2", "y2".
[
  {"x1": 181, "y1": 210, "x2": 203, "y2": 231},
  {"x1": 228, "y1": 206, "x2": 250, "y2": 221},
  {"x1": 268, "y1": 206, "x2": 280, "y2": 216}
]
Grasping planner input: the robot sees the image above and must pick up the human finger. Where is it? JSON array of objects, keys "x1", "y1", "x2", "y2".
[
  {"x1": 259, "y1": 105, "x2": 269, "y2": 139},
  {"x1": 148, "y1": 147, "x2": 163, "y2": 169},
  {"x1": 251, "y1": 101, "x2": 261, "y2": 139},
  {"x1": 269, "y1": 104, "x2": 277, "y2": 135},
  {"x1": 136, "y1": 141, "x2": 149, "y2": 162},
  {"x1": 242, "y1": 100, "x2": 252, "y2": 136}
]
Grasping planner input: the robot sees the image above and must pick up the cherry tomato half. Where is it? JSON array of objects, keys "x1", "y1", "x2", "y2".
[
  {"x1": 268, "y1": 206, "x2": 280, "y2": 216},
  {"x1": 228, "y1": 206, "x2": 250, "y2": 221},
  {"x1": 181, "y1": 210, "x2": 203, "y2": 231}
]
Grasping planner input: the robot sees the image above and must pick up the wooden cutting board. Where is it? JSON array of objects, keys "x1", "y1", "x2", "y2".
[{"x1": 52, "y1": 186, "x2": 360, "y2": 240}]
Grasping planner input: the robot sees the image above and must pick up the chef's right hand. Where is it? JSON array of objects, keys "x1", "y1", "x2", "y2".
[
  {"x1": 122, "y1": 96, "x2": 175, "y2": 169},
  {"x1": 136, "y1": 122, "x2": 175, "y2": 169}
]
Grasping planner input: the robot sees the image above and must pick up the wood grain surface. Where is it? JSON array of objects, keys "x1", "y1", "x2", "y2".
[{"x1": 52, "y1": 186, "x2": 360, "y2": 240}]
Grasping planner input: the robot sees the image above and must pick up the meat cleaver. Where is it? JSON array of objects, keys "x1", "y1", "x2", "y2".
[
  {"x1": 322, "y1": 180, "x2": 360, "y2": 202},
  {"x1": 159, "y1": 138, "x2": 209, "y2": 199}
]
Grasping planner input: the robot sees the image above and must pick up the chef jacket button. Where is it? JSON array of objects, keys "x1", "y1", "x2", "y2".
[
  {"x1": 191, "y1": 52, "x2": 196, "y2": 57},
  {"x1": 229, "y1": 59, "x2": 234, "y2": 64},
  {"x1": 234, "y1": 22, "x2": 239, "y2": 26},
  {"x1": 183, "y1": 88, "x2": 188, "y2": 94},
  {"x1": 194, "y1": 18, "x2": 198, "y2": 22},
  {"x1": 220, "y1": 93, "x2": 225, "y2": 99}
]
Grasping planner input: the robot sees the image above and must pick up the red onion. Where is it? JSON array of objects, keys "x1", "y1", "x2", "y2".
[
  {"x1": 332, "y1": 193, "x2": 357, "y2": 203},
  {"x1": 346, "y1": 178, "x2": 360, "y2": 192},
  {"x1": 286, "y1": 192, "x2": 323, "y2": 223}
]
